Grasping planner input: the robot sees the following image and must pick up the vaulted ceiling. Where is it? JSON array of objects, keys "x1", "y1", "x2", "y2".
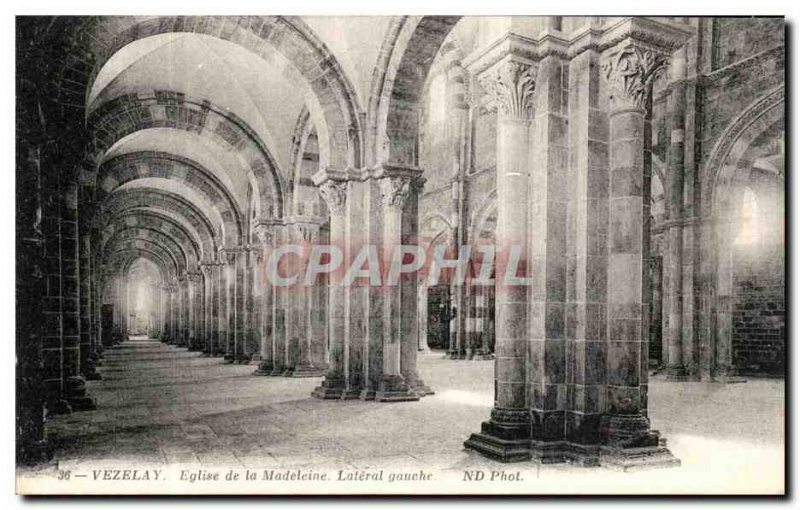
[{"x1": 51, "y1": 16, "x2": 397, "y2": 285}]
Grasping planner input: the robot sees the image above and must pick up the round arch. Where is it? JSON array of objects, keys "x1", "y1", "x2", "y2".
[{"x1": 98, "y1": 152, "x2": 244, "y2": 244}]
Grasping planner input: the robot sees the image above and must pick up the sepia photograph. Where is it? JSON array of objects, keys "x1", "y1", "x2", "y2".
[{"x1": 13, "y1": 10, "x2": 787, "y2": 496}]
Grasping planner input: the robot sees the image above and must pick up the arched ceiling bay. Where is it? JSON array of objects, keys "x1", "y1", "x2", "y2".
[
  {"x1": 128, "y1": 257, "x2": 163, "y2": 283},
  {"x1": 302, "y1": 16, "x2": 392, "y2": 110},
  {"x1": 89, "y1": 32, "x2": 307, "y2": 174},
  {"x1": 103, "y1": 128, "x2": 246, "y2": 209},
  {"x1": 114, "y1": 178, "x2": 228, "y2": 243}
]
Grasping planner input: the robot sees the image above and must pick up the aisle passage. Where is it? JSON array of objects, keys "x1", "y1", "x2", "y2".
[{"x1": 19, "y1": 338, "x2": 784, "y2": 493}]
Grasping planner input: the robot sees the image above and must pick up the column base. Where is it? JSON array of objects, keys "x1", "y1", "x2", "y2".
[
  {"x1": 342, "y1": 388, "x2": 362, "y2": 400},
  {"x1": 65, "y1": 395, "x2": 97, "y2": 412},
  {"x1": 464, "y1": 409, "x2": 532, "y2": 463},
  {"x1": 599, "y1": 444, "x2": 681, "y2": 472},
  {"x1": 666, "y1": 365, "x2": 688, "y2": 381},
  {"x1": 48, "y1": 395, "x2": 97, "y2": 414},
  {"x1": 600, "y1": 413, "x2": 656, "y2": 447},
  {"x1": 712, "y1": 367, "x2": 747, "y2": 383},
  {"x1": 252, "y1": 361, "x2": 274, "y2": 376},
  {"x1": 529, "y1": 441, "x2": 600, "y2": 466},
  {"x1": 292, "y1": 363, "x2": 324, "y2": 378},
  {"x1": 312, "y1": 377, "x2": 344, "y2": 399},
  {"x1": 65, "y1": 376, "x2": 97, "y2": 412},
  {"x1": 409, "y1": 381, "x2": 434, "y2": 396},
  {"x1": 404, "y1": 372, "x2": 434, "y2": 396},
  {"x1": 464, "y1": 431, "x2": 531, "y2": 463},
  {"x1": 375, "y1": 375, "x2": 420, "y2": 402},
  {"x1": 713, "y1": 375, "x2": 748, "y2": 384},
  {"x1": 17, "y1": 439, "x2": 54, "y2": 465},
  {"x1": 528, "y1": 439, "x2": 680, "y2": 471},
  {"x1": 46, "y1": 399, "x2": 73, "y2": 415}
]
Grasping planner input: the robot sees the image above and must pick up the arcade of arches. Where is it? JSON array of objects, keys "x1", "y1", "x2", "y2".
[{"x1": 16, "y1": 16, "x2": 784, "y2": 471}]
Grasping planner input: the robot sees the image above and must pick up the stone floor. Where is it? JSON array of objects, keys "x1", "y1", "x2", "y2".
[{"x1": 16, "y1": 337, "x2": 785, "y2": 495}]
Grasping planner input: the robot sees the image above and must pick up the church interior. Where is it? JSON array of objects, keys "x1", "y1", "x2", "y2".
[{"x1": 15, "y1": 16, "x2": 785, "y2": 492}]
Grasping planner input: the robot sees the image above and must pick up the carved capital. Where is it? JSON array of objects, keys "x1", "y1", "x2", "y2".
[
  {"x1": 292, "y1": 222, "x2": 319, "y2": 244},
  {"x1": 379, "y1": 176, "x2": 412, "y2": 212},
  {"x1": 602, "y1": 41, "x2": 669, "y2": 110},
  {"x1": 220, "y1": 246, "x2": 247, "y2": 265},
  {"x1": 252, "y1": 223, "x2": 275, "y2": 247},
  {"x1": 479, "y1": 59, "x2": 536, "y2": 120},
  {"x1": 318, "y1": 180, "x2": 348, "y2": 216}
]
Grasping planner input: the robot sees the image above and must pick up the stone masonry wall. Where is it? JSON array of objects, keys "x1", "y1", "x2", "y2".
[{"x1": 732, "y1": 247, "x2": 784, "y2": 376}]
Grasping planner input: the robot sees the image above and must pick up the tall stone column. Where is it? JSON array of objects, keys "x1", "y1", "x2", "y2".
[
  {"x1": 170, "y1": 279, "x2": 180, "y2": 344},
  {"x1": 248, "y1": 245, "x2": 261, "y2": 361},
  {"x1": 446, "y1": 56, "x2": 469, "y2": 361},
  {"x1": 55, "y1": 176, "x2": 95, "y2": 412},
  {"x1": 214, "y1": 252, "x2": 227, "y2": 357},
  {"x1": 90, "y1": 242, "x2": 103, "y2": 357},
  {"x1": 313, "y1": 177, "x2": 350, "y2": 397},
  {"x1": 664, "y1": 46, "x2": 688, "y2": 380},
  {"x1": 221, "y1": 249, "x2": 235, "y2": 362},
  {"x1": 185, "y1": 273, "x2": 196, "y2": 349},
  {"x1": 200, "y1": 263, "x2": 214, "y2": 355},
  {"x1": 179, "y1": 273, "x2": 189, "y2": 347},
  {"x1": 696, "y1": 220, "x2": 715, "y2": 380},
  {"x1": 265, "y1": 224, "x2": 288, "y2": 375},
  {"x1": 16, "y1": 139, "x2": 53, "y2": 462},
  {"x1": 374, "y1": 167, "x2": 422, "y2": 402},
  {"x1": 253, "y1": 222, "x2": 276, "y2": 375},
  {"x1": 153, "y1": 284, "x2": 161, "y2": 338},
  {"x1": 474, "y1": 284, "x2": 492, "y2": 358},
  {"x1": 712, "y1": 216, "x2": 737, "y2": 381},
  {"x1": 222, "y1": 247, "x2": 250, "y2": 363},
  {"x1": 210, "y1": 262, "x2": 222, "y2": 355},
  {"x1": 241, "y1": 246, "x2": 257, "y2": 361},
  {"x1": 187, "y1": 271, "x2": 203, "y2": 351},
  {"x1": 400, "y1": 177, "x2": 432, "y2": 395},
  {"x1": 290, "y1": 218, "x2": 325, "y2": 377},
  {"x1": 160, "y1": 283, "x2": 171, "y2": 342},
  {"x1": 597, "y1": 36, "x2": 681, "y2": 468},
  {"x1": 465, "y1": 57, "x2": 536, "y2": 461},
  {"x1": 79, "y1": 233, "x2": 100, "y2": 380}
]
